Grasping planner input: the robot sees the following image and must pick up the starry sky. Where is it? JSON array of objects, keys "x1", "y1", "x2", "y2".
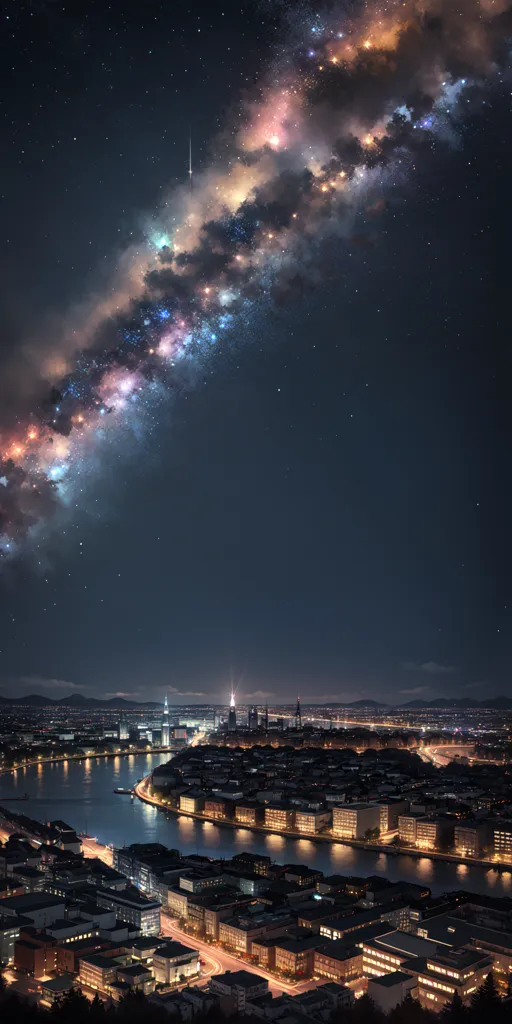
[{"x1": 0, "y1": 0, "x2": 509, "y2": 705}]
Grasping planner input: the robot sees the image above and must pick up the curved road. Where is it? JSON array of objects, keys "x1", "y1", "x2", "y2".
[{"x1": 161, "y1": 913, "x2": 319, "y2": 996}]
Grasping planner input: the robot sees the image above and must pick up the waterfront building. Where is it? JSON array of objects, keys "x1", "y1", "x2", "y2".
[
  {"x1": 264, "y1": 805, "x2": 295, "y2": 830},
  {"x1": 378, "y1": 800, "x2": 408, "y2": 834},
  {"x1": 179, "y1": 789, "x2": 206, "y2": 813},
  {"x1": 295, "y1": 809, "x2": 332, "y2": 833},
  {"x1": 454, "y1": 822, "x2": 491, "y2": 858},
  {"x1": 398, "y1": 813, "x2": 425, "y2": 845},
  {"x1": 415, "y1": 817, "x2": 454, "y2": 852},
  {"x1": 235, "y1": 801, "x2": 264, "y2": 825},
  {"x1": 161, "y1": 694, "x2": 170, "y2": 747},
  {"x1": 332, "y1": 803, "x2": 380, "y2": 840},
  {"x1": 493, "y1": 822, "x2": 512, "y2": 860},
  {"x1": 227, "y1": 692, "x2": 237, "y2": 732}
]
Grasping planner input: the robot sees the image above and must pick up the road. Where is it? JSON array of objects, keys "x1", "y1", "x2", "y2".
[
  {"x1": 81, "y1": 837, "x2": 114, "y2": 866},
  {"x1": 161, "y1": 913, "x2": 320, "y2": 997},
  {"x1": 420, "y1": 744, "x2": 475, "y2": 766}
]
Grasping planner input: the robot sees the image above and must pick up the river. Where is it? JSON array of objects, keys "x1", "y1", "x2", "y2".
[{"x1": 1, "y1": 753, "x2": 510, "y2": 898}]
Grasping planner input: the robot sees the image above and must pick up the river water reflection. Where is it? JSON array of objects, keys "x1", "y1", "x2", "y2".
[{"x1": 1, "y1": 754, "x2": 510, "y2": 898}]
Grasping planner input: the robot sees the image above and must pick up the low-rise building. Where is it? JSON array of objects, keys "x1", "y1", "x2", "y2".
[
  {"x1": 398, "y1": 813, "x2": 425, "y2": 846},
  {"x1": 264, "y1": 806, "x2": 295, "y2": 831},
  {"x1": 79, "y1": 954, "x2": 122, "y2": 995},
  {"x1": 454, "y1": 823, "x2": 490, "y2": 859},
  {"x1": 332, "y1": 804, "x2": 380, "y2": 840},
  {"x1": 96, "y1": 886, "x2": 161, "y2": 936},
  {"x1": 368, "y1": 971, "x2": 417, "y2": 1011},
  {"x1": 414, "y1": 948, "x2": 493, "y2": 1010},
  {"x1": 210, "y1": 970, "x2": 268, "y2": 1012},
  {"x1": 152, "y1": 941, "x2": 200, "y2": 985},
  {"x1": 0, "y1": 893, "x2": 65, "y2": 929},
  {"x1": 180, "y1": 791, "x2": 206, "y2": 814},
  {"x1": 314, "y1": 941, "x2": 363, "y2": 984},
  {"x1": 274, "y1": 934, "x2": 321, "y2": 978},
  {"x1": 294, "y1": 810, "x2": 332, "y2": 834},
  {"x1": 493, "y1": 823, "x2": 512, "y2": 861},
  {"x1": 235, "y1": 802, "x2": 264, "y2": 826}
]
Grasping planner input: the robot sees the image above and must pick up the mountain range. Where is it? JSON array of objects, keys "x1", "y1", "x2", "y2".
[{"x1": 0, "y1": 693, "x2": 511, "y2": 710}]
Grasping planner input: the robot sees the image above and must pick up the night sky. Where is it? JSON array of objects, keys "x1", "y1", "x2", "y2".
[{"x1": 0, "y1": 0, "x2": 509, "y2": 705}]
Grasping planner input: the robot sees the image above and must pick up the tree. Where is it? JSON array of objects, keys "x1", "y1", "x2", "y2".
[
  {"x1": 441, "y1": 991, "x2": 469, "y2": 1024},
  {"x1": 470, "y1": 972, "x2": 501, "y2": 1024}
]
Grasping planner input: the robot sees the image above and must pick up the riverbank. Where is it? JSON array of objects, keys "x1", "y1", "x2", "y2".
[
  {"x1": 0, "y1": 747, "x2": 174, "y2": 783},
  {"x1": 134, "y1": 774, "x2": 507, "y2": 873}
]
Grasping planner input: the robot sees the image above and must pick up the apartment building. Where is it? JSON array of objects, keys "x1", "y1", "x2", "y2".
[
  {"x1": 493, "y1": 823, "x2": 512, "y2": 861},
  {"x1": 264, "y1": 806, "x2": 295, "y2": 830},
  {"x1": 152, "y1": 941, "x2": 200, "y2": 985},
  {"x1": 332, "y1": 804, "x2": 380, "y2": 840},
  {"x1": 96, "y1": 886, "x2": 161, "y2": 936},
  {"x1": 210, "y1": 970, "x2": 268, "y2": 1013},
  {"x1": 219, "y1": 910, "x2": 292, "y2": 955},
  {"x1": 398, "y1": 813, "x2": 425, "y2": 846},
  {"x1": 274, "y1": 935, "x2": 321, "y2": 977},
  {"x1": 414, "y1": 948, "x2": 493, "y2": 1010},
  {"x1": 294, "y1": 810, "x2": 332, "y2": 834},
  {"x1": 235, "y1": 802, "x2": 264, "y2": 826},
  {"x1": 179, "y1": 791, "x2": 206, "y2": 814},
  {"x1": 378, "y1": 800, "x2": 408, "y2": 834},
  {"x1": 454, "y1": 823, "x2": 490, "y2": 859},
  {"x1": 79, "y1": 954, "x2": 121, "y2": 994},
  {"x1": 314, "y1": 941, "x2": 363, "y2": 984},
  {"x1": 415, "y1": 817, "x2": 455, "y2": 852}
]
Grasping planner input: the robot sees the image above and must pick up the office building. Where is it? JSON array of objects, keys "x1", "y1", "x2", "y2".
[
  {"x1": 332, "y1": 804, "x2": 380, "y2": 840},
  {"x1": 454, "y1": 823, "x2": 490, "y2": 859},
  {"x1": 494, "y1": 823, "x2": 512, "y2": 860},
  {"x1": 248, "y1": 706, "x2": 258, "y2": 730},
  {"x1": 152, "y1": 941, "x2": 200, "y2": 985},
  {"x1": 118, "y1": 714, "x2": 129, "y2": 741},
  {"x1": 96, "y1": 886, "x2": 161, "y2": 936},
  {"x1": 264, "y1": 805, "x2": 295, "y2": 830}
]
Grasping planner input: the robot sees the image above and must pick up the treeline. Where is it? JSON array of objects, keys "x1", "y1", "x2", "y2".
[{"x1": 1, "y1": 973, "x2": 511, "y2": 1024}]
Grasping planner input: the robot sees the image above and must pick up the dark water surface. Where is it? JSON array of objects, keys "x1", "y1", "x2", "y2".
[{"x1": 1, "y1": 754, "x2": 510, "y2": 898}]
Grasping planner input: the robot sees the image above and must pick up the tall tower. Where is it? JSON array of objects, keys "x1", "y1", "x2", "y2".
[
  {"x1": 118, "y1": 713, "x2": 129, "y2": 741},
  {"x1": 161, "y1": 693, "x2": 170, "y2": 747},
  {"x1": 295, "y1": 696, "x2": 302, "y2": 731},
  {"x1": 227, "y1": 692, "x2": 237, "y2": 733},
  {"x1": 248, "y1": 706, "x2": 258, "y2": 730}
]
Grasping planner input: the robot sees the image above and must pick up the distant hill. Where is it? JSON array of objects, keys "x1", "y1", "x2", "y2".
[
  {"x1": 0, "y1": 693, "x2": 510, "y2": 710},
  {"x1": 0, "y1": 694, "x2": 162, "y2": 709},
  {"x1": 399, "y1": 697, "x2": 512, "y2": 710}
]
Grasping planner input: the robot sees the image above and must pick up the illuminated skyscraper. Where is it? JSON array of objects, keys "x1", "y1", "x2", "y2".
[
  {"x1": 118, "y1": 714, "x2": 129, "y2": 741},
  {"x1": 227, "y1": 692, "x2": 237, "y2": 732},
  {"x1": 248, "y1": 706, "x2": 258, "y2": 730},
  {"x1": 161, "y1": 693, "x2": 170, "y2": 746}
]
